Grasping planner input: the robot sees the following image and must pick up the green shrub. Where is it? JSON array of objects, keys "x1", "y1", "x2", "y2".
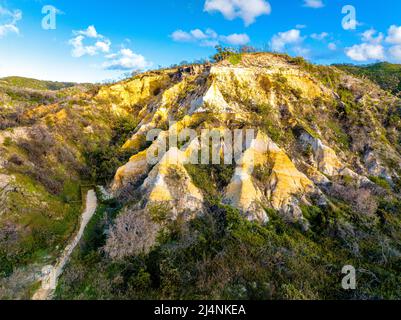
[
  {"x1": 327, "y1": 120, "x2": 351, "y2": 150},
  {"x1": 335, "y1": 62, "x2": 401, "y2": 95},
  {"x1": 149, "y1": 203, "x2": 172, "y2": 224},
  {"x1": 228, "y1": 53, "x2": 243, "y2": 65},
  {"x1": 369, "y1": 176, "x2": 392, "y2": 191},
  {"x1": 3, "y1": 136, "x2": 12, "y2": 147},
  {"x1": 56, "y1": 195, "x2": 401, "y2": 300},
  {"x1": 185, "y1": 164, "x2": 234, "y2": 200},
  {"x1": 212, "y1": 46, "x2": 236, "y2": 62},
  {"x1": 0, "y1": 252, "x2": 14, "y2": 277}
]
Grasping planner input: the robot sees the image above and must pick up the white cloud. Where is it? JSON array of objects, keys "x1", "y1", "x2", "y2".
[
  {"x1": 205, "y1": 28, "x2": 218, "y2": 39},
  {"x1": 362, "y1": 29, "x2": 383, "y2": 44},
  {"x1": 303, "y1": 0, "x2": 324, "y2": 9},
  {"x1": 343, "y1": 25, "x2": 401, "y2": 63},
  {"x1": 293, "y1": 46, "x2": 310, "y2": 57},
  {"x1": 69, "y1": 26, "x2": 111, "y2": 58},
  {"x1": 171, "y1": 30, "x2": 194, "y2": 42},
  {"x1": 0, "y1": 6, "x2": 22, "y2": 38},
  {"x1": 95, "y1": 40, "x2": 111, "y2": 53},
  {"x1": 345, "y1": 43, "x2": 385, "y2": 61},
  {"x1": 201, "y1": 40, "x2": 220, "y2": 47},
  {"x1": 311, "y1": 32, "x2": 328, "y2": 40},
  {"x1": 296, "y1": 24, "x2": 307, "y2": 29},
  {"x1": 105, "y1": 53, "x2": 118, "y2": 59},
  {"x1": 389, "y1": 45, "x2": 401, "y2": 61},
  {"x1": 171, "y1": 28, "x2": 250, "y2": 47},
  {"x1": 191, "y1": 29, "x2": 208, "y2": 40},
  {"x1": 271, "y1": 29, "x2": 304, "y2": 52},
  {"x1": 220, "y1": 33, "x2": 250, "y2": 45},
  {"x1": 328, "y1": 42, "x2": 337, "y2": 51},
  {"x1": 204, "y1": 0, "x2": 271, "y2": 26},
  {"x1": 386, "y1": 25, "x2": 401, "y2": 44},
  {"x1": 0, "y1": 24, "x2": 18, "y2": 37},
  {"x1": 76, "y1": 25, "x2": 99, "y2": 38},
  {"x1": 102, "y1": 48, "x2": 151, "y2": 71}
]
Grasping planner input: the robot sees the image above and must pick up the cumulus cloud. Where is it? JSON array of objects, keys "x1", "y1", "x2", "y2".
[
  {"x1": 345, "y1": 43, "x2": 385, "y2": 62},
  {"x1": 204, "y1": 0, "x2": 271, "y2": 26},
  {"x1": 190, "y1": 29, "x2": 208, "y2": 40},
  {"x1": 220, "y1": 33, "x2": 250, "y2": 45},
  {"x1": 0, "y1": 6, "x2": 22, "y2": 38},
  {"x1": 102, "y1": 48, "x2": 151, "y2": 71},
  {"x1": 311, "y1": 32, "x2": 328, "y2": 40},
  {"x1": 344, "y1": 25, "x2": 401, "y2": 62},
  {"x1": 171, "y1": 30, "x2": 194, "y2": 42},
  {"x1": 171, "y1": 28, "x2": 250, "y2": 46},
  {"x1": 76, "y1": 25, "x2": 99, "y2": 38},
  {"x1": 271, "y1": 29, "x2": 304, "y2": 52},
  {"x1": 293, "y1": 46, "x2": 310, "y2": 57},
  {"x1": 386, "y1": 25, "x2": 401, "y2": 44},
  {"x1": 69, "y1": 26, "x2": 111, "y2": 57},
  {"x1": 362, "y1": 29, "x2": 383, "y2": 44},
  {"x1": 68, "y1": 25, "x2": 151, "y2": 73},
  {"x1": 303, "y1": 0, "x2": 324, "y2": 8}
]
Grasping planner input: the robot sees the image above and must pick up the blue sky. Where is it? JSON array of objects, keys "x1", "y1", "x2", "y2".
[{"x1": 0, "y1": 0, "x2": 400, "y2": 82}]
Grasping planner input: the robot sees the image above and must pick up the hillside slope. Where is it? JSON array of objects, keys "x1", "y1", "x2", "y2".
[
  {"x1": 1, "y1": 53, "x2": 400, "y2": 299},
  {"x1": 0, "y1": 76, "x2": 77, "y2": 91},
  {"x1": 335, "y1": 62, "x2": 401, "y2": 95},
  {"x1": 0, "y1": 79, "x2": 137, "y2": 298}
]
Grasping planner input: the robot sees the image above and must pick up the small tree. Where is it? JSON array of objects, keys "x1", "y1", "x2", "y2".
[
  {"x1": 212, "y1": 45, "x2": 236, "y2": 62},
  {"x1": 240, "y1": 45, "x2": 257, "y2": 53}
]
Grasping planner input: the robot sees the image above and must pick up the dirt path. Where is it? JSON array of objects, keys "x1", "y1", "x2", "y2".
[{"x1": 32, "y1": 190, "x2": 98, "y2": 300}]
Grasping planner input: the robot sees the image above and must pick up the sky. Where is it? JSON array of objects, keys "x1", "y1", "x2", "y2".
[{"x1": 0, "y1": 0, "x2": 400, "y2": 83}]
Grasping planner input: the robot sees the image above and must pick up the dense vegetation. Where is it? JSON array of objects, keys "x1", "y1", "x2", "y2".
[
  {"x1": 0, "y1": 79, "x2": 128, "y2": 298},
  {"x1": 84, "y1": 117, "x2": 140, "y2": 184},
  {"x1": 335, "y1": 63, "x2": 401, "y2": 95},
  {"x1": 56, "y1": 194, "x2": 401, "y2": 300}
]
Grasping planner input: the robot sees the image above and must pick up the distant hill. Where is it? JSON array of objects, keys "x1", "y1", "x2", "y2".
[
  {"x1": 0, "y1": 76, "x2": 77, "y2": 91},
  {"x1": 334, "y1": 62, "x2": 401, "y2": 95}
]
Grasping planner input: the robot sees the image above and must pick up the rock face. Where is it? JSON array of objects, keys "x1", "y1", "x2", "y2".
[
  {"x1": 300, "y1": 133, "x2": 345, "y2": 176},
  {"x1": 140, "y1": 147, "x2": 204, "y2": 214},
  {"x1": 112, "y1": 150, "x2": 149, "y2": 191},
  {"x1": 101, "y1": 53, "x2": 401, "y2": 256},
  {"x1": 223, "y1": 132, "x2": 317, "y2": 224}
]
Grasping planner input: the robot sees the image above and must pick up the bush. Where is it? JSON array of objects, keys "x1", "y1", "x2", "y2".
[
  {"x1": 335, "y1": 62, "x2": 401, "y2": 95},
  {"x1": 3, "y1": 137, "x2": 12, "y2": 147},
  {"x1": 185, "y1": 164, "x2": 234, "y2": 200},
  {"x1": 85, "y1": 116, "x2": 140, "y2": 184},
  {"x1": 369, "y1": 176, "x2": 392, "y2": 191},
  {"x1": 228, "y1": 53, "x2": 243, "y2": 65},
  {"x1": 212, "y1": 46, "x2": 236, "y2": 62},
  {"x1": 329, "y1": 183, "x2": 379, "y2": 216},
  {"x1": 104, "y1": 209, "x2": 162, "y2": 260},
  {"x1": 212, "y1": 46, "x2": 244, "y2": 65}
]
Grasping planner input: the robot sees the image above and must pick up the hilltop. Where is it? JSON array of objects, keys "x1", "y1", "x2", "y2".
[{"x1": 0, "y1": 76, "x2": 77, "y2": 91}]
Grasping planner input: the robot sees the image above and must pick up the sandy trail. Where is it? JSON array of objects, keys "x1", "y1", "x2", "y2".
[{"x1": 32, "y1": 190, "x2": 98, "y2": 300}]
